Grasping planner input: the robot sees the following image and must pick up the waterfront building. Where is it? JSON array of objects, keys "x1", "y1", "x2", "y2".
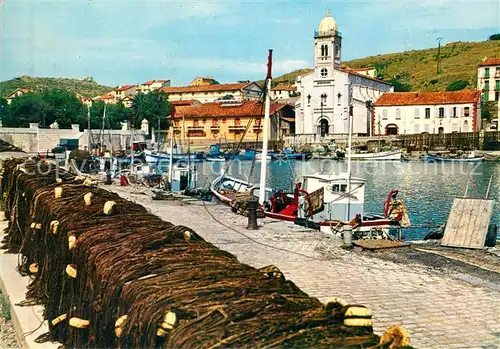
[
  {"x1": 160, "y1": 82, "x2": 262, "y2": 103},
  {"x1": 295, "y1": 10, "x2": 393, "y2": 139},
  {"x1": 270, "y1": 85, "x2": 299, "y2": 100},
  {"x1": 373, "y1": 90, "x2": 482, "y2": 135},
  {"x1": 173, "y1": 100, "x2": 294, "y2": 145},
  {"x1": 477, "y1": 58, "x2": 500, "y2": 102},
  {"x1": 189, "y1": 77, "x2": 218, "y2": 86},
  {"x1": 5, "y1": 88, "x2": 31, "y2": 104},
  {"x1": 137, "y1": 79, "x2": 171, "y2": 94}
]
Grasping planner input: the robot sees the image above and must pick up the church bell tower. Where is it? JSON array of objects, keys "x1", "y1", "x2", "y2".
[{"x1": 314, "y1": 10, "x2": 342, "y2": 75}]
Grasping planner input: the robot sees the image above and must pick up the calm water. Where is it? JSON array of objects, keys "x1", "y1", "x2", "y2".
[{"x1": 192, "y1": 160, "x2": 499, "y2": 240}]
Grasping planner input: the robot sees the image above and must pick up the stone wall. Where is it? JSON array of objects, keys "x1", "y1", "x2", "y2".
[{"x1": 0, "y1": 124, "x2": 148, "y2": 154}]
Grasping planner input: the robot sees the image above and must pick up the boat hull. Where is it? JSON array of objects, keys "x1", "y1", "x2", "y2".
[
  {"x1": 425, "y1": 155, "x2": 485, "y2": 163},
  {"x1": 348, "y1": 150, "x2": 402, "y2": 161}
]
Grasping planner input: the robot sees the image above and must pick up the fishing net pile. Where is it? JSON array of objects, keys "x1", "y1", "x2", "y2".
[
  {"x1": 0, "y1": 157, "x2": 411, "y2": 349},
  {"x1": 0, "y1": 139, "x2": 23, "y2": 153}
]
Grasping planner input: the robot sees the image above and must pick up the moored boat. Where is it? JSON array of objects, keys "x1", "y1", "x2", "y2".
[
  {"x1": 348, "y1": 149, "x2": 402, "y2": 161},
  {"x1": 210, "y1": 171, "x2": 272, "y2": 204},
  {"x1": 425, "y1": 154, "x2": 485, "y2": 163}
]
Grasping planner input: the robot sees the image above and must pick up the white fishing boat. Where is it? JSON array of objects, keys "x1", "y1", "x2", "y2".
[
  {"x1": 255, "y1": 153, "x2": 271, "y2": 161},
  {"x1": 210, "y1": 170, "x2": 272, "y2": 204},
  {"x1": 348, "y1": 149, "x2": 402, "y2": 161},
  {"x1": 205, "y1": 156, "x2": 226, "y2": 163}
]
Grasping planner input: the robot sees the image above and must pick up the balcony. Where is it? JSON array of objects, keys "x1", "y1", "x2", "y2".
[
  {"x1": 210, "y1": 125, "x2": 220, "y2": 130},
  {"x1": 228, "y1": 125, "x2": 246, "y2": 132},
  {"x1": 187, "y1": 125, "x2": 204, "y2": 130}
]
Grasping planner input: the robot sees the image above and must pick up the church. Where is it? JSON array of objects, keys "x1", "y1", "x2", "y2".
[{"x1": 295, "y1": 10, "x2": 393, "y2": 139}]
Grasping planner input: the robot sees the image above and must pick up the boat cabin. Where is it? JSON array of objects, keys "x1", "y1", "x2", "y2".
[{"x1": 298, "y1": 173, "x2": 366, "y2": 222}]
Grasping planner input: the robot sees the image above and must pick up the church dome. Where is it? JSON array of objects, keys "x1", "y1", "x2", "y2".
[{"x1": 318, "y1": 10, "x2": 338, "y2": 33}]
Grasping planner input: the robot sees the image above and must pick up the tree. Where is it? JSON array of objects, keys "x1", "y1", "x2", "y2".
[
  {"x1": 0, "y1": 98, "x2": 8, "y2": 125},
  {"x1": 388, "y1": 79, "x2": 412, "y2": 92},
  {"x1": 446, "y1": 80, "x2": 469, "y2": 91},
  {"x1": 489, "y1": 33, "x2": 500, "y2": 41},
  {"x1": 131, "y1": 91, "x2": 172, "y2": 131},
  {"x1": 7, "y1": 93, "x2": 50, "y2": 127},
  {"x1": 41, "y1": 89, "x2": 86, "y2": 128}
]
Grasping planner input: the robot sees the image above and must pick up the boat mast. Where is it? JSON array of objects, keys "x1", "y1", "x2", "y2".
[
  {"x1": 130, "y1": 112, "x2": 135, "y2": 173},
  {"x1": 346, "y1": 83, "x2": 353, "y2": 221},
  {"x1": 87, "y1": 104, "x2": 91, "y2": 153},
  {"x1": 258, "y1": 49, "x2": 273, "y2": 205},
  {"x1": 100, "y1": 104, "x2": 106, "y2": 154},
  {"x1": 168, "y1": 107, "x2": 175, "y2": 189}
]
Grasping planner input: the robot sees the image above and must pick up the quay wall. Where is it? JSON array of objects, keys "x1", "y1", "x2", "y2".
[{"x1": 0, "y1": 124, "x2": 147, "y2": 153}]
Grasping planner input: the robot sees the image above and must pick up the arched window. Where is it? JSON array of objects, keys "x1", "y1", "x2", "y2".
[
  {"x1": 320, "y1": 68, "x2": 328, "y2": 78},
  {"x1": 320, "y1": 45, "x2": 324, "y2": 57}
]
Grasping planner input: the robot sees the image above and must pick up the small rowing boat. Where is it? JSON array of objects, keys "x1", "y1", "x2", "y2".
[{"x1": 425, "y1": 154, "x2": 484, "y2": 163}]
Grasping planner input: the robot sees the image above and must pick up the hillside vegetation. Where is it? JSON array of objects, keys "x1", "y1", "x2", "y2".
[
  {"x1": 272, "y1": 40, "x2": 500, "y2": 91},
  {"x1": 0, "y1": 76, "x2": 112, "y2": 98}
]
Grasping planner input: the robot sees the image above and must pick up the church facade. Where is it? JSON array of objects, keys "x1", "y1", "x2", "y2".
[{"x1": 295, "y1": 11, "x2": 393, "y2": 139}]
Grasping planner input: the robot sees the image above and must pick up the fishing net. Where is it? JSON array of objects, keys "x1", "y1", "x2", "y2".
[{"x1": 0, "y1": 157, "x2": 411, "y2": 348}]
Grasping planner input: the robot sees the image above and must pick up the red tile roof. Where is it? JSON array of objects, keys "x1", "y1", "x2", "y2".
[
  {"x1": 7, "y1": 88, "x2": 31, "y2": 97},
  {"x1": 96, "y1": 94, "x2": 116, "y2": 100},
  {"x1": 160, "y1": 82, "x2": 250, "y2": 94},
  {"x1": 115, "y1": 85, "x2": 136, "y2": 92},
  {"x1": 374, "y1": 90, "x2": 481, "y2": 107},
  {"x1": 271, "y1": 85, "x2": 297, "y2": 91},
  {"x1": 351, "y1": 67, "x2": 374, "y2": 72},
  {"x1": 143, "y1": 80, "x2": 154, "y2": 86},
  {"x1": 175, "y1": 100, "x2": 287, "y2": 119},
  {"x1": 156, "y1": 79, "x2": 169, "y2": 83},
  {"x1": 170, "y1": 99, "x2": 198, "y2": 106},
  {"x1": 479, "y1": 58, "x2": 500, "y2": 67}
]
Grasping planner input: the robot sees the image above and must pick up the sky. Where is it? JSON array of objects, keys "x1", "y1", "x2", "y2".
[{"x1": 1, "y1": 0, "x2": 499, "y2": 87}]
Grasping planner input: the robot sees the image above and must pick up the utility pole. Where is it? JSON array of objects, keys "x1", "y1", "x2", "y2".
[{"x1": 436, "y1": 37, "x2": 443, "y2": 74}]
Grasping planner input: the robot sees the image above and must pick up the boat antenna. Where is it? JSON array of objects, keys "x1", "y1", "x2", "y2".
[
  {"x1": 258, "y1": 49, "x2": 273, "y2": 205},
  {"x1": 346, "y1": 82, "x2": 353, "y2": 221}
]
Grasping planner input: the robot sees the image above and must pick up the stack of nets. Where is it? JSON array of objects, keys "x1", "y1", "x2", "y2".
[{"x1": 0, "y1": 158, "x2": 411, "y2": 349}]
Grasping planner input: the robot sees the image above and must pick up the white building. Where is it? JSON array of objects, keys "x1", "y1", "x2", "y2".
[
  {"x1": 6, "y1": 88, "x2": 31, "y2": 104},
  {"x1": 159, "y1": 82, "x2": 262, "y2": 103},
  {"x1": 477, "y1": 58, "x2": 500, "y2": 102},
  {"x1": 295, "y1": 10, "x2": 393, "y2": 138},
  {"x1": 373, "y1": 91, "x2": 481, "y2": 135},
  {"x1": 270, "y1": 85, "x2": 298, "y2": 100},
  {"x1": 137, "y1": 79, "x2": 171, "y2": 94}
]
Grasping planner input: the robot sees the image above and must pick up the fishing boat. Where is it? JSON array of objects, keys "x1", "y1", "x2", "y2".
[
  {"x1": 205, "y1": 156, "x2": 226, "y2": 162},
  {"x1": 425, "y1": 154, "x2": 484, "y2": 163},
  {"x1": 348, "y1": 149, "x2": 402, "y2": 161},
  {"x1": 256, "y1": 153, "x2": 271, "y2": 161},
  {"x1": 210, "y1": 170, "x2": 272, "y2": 204},
  {"x1": 268, "y1": 149, "x2": 313, "y2": 161},
  {"x1": 264, "y1": 173, "x2": 410, "y2": 236},
  {"x1": 144, "y1": 149, "x2": 204, "y2": 164}
]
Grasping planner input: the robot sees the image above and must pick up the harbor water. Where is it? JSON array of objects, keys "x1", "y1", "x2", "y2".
[{"x1": 171, "y1": 159, "x2": 499, "y2": 241}]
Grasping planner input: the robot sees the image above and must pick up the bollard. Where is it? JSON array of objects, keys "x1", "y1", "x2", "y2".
[
  {"x1": 246, "y1": 199, "x2": 259, "y2": 230},
  {"x1": 342, "y1": 225, "x2": 353, "y2": 248},
  {"x1": 104, "y1": 171, "x2": 112, "y2": 185}
]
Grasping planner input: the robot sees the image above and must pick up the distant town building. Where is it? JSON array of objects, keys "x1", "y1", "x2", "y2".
[
  {"x1": 137, "y1": 79, "x2": 171, "y2": 94},
  {"x1": 159, "y1": 82, "x2": 262, "y2": 103},
  {"x1": 270, "y1": 85, "x2": 298, "y2": 100},
  {"x1": 477, "y1": 58, "x2": 500, "y2": 102},
  {"x1": 6, "y1": 88, "x2": 31, "y2": 104},
  {"x1": 373, "y1": 90, "x2": 481, "y2": 135},
  {"x1": 121, "y1": 95, "x2": 135, "y2": 108},
  {"x1": 173, "y1": 100, "x2": 294, "y2": 145},
  {"x1": 190, "y1": 77, "x2": 218, "y2": 86},
  {"x1": 75, "y1": 93, "x2": 94, "y2": 107},
  {"x1": 94, "y1": 92, "x2": 117, "y2": 105},
  {"x1": 114, "y1": 85, "x2": 137, "y2": 102},
  {"x1": 295, "y1": 10, "x2": 393, "y2": 138}
]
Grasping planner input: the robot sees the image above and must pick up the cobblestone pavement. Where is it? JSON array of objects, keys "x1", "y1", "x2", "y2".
[{"x1": 111, "y1": 186, "x2": 500, "y2": 349}]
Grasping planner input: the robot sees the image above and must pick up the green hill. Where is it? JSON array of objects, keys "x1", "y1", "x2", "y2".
[
  {"x1": 272, "y1": 40, "x2": 500, "y2": 92},
  {"x1": 0, "y1": 76, "x2": 112, "y2": 98}
]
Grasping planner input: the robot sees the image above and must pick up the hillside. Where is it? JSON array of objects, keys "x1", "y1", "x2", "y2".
[
  {"x1": 272, "y1": 40, "x2": 500, "y2": 91},
  {"x1": 0, "y1": 76, "x2": 112, "y2": 98}
]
